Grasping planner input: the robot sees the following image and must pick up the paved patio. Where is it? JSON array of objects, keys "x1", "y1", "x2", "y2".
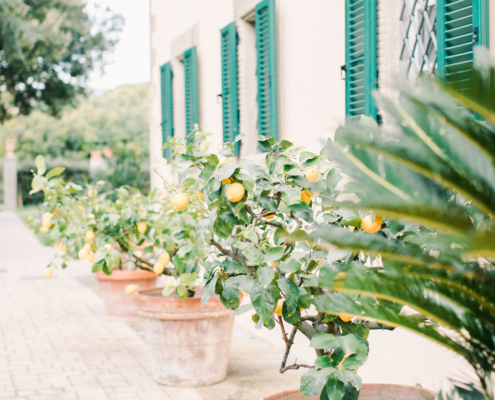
[{"x1": 0, "y1": 211, "x2": 473, "y2": 400}]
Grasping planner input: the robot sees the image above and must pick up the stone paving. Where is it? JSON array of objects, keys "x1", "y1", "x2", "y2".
[{"x1": 0, "y1": 211, "x2": 475, "y2": 400}]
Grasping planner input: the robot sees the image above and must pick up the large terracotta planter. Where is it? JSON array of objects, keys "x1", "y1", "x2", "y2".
[
  {"x1": 94, "y1": 269, "x2": 157, "y2": 317},
  {"x1": 134, "y1": 287, "x2": 235, "y2": 387},
  {"x1": 261, "y1": 384, "x2": 436, "y2": 400}
]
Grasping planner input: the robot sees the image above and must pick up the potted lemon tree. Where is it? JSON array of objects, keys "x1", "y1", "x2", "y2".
[
  {"x1": 167, "y1": 132, "x2": 436, "y2": 399},
  {"x1": 28, "y1": 155, "x2": 204, "y2": 317}
]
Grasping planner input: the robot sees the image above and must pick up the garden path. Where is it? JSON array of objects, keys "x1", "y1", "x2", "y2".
[{"x1": 0, "y1": 211, "x2": 304, "y2": 400}]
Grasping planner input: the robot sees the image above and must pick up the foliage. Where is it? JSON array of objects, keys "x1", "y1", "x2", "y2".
[
  {"x1": 312, "y1": 48, "x2": 495, "y2": 399},
  {"x1": 0, "y1": 0, "x2": 123, "y2": 122},
  {"x1": 28, "y1": 155, "x2": 207, "y2": 299},
  {"x1": 166, "y1": 131, "x2": 427, "y2": 400}
]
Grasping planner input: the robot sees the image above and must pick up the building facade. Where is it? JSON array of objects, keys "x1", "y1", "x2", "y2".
[{"x1": 149, "y1": 0, "x2": 494, "y2": 187}]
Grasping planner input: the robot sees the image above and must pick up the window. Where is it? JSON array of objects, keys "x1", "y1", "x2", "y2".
[
  {"x1": 183, "y1": 46, "x2": 199, "y2": 136},
  {"x1": 399, "y1": 0, "x2": 438, "y2": 79},
  {"x1": 255, "y1": 0, "x2": 278, "y2": 145},
  {"x1": 345, "y1": 0, "x2": 377, "y2": 119},
  {"x1": 220, "y1": 22, "x2": 240, "y2": 155},
  {"x1": 437, "y1": 0, "x2": 489, "y2": 87},
  {"x1": 160, "y1": 62, "x2": 173, "y2": 160}
]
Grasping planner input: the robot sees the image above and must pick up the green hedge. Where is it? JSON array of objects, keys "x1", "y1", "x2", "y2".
[{"x1": 17, "y1": 159, "x2": 150, "y2": 206}]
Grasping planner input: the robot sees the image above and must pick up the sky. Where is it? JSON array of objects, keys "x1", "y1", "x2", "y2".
[{"x1": 86, "y1": 0, "x2": 151, "y2": 92}]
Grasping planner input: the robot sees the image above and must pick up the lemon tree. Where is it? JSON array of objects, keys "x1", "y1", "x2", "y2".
[
  {"x1": 165, "y1": 132, "x2": 424, "y2": 400},
  {"x1": 28, "y1": 155, "x2": 207, "y2": 299}
]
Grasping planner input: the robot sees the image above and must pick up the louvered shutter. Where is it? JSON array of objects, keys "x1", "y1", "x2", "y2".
[
  {"x1": 184, "y1": 47, "x2": 199, "y2": 137},
  {"x1": 255, "y1": 0, "x2": 278, "y2": 148},
  {"x1": 160, "y1": 62, "x2": 173, "y2": 160},
  {"x1": 345, "y1": 0, "x2": 377, "y2": 119},
  {"x1": 221, "y1": 22, "x2": 240, "y2": 156},
  {"x1": 437, "y1": 0, "x2": 489, "y2": 87}
]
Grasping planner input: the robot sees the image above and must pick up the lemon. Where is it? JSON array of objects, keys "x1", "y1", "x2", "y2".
[
  {"x1": 271, "y1": 261, "x2": 276, "y2": 270},
  {"x1": 264, "y1": 213, "x2": 274, "y2": 220},
  {"x1": 85, "y1": 230, "x2": 95, "y2": 243},
  {"x1": 78, "y1": 248, "x2": 88, "y2": 260},
  {"x1": 83, "y1": 243, "x2": 92, "y2": 250},
  {"x1": 305, "y1": 169, "x2": 319, "y2": 183},
  {"x1": 165, "y1": 278, "x2": 175, "y2": 287},
  {"x1": 347, "y1": 226, "x2": 356, "y2": 232},
  {"x1": 40, "y1": 226, "x2": 49, "y2": 234},
  {"x1": 158, "y1": 251, "x2": 170, "y2": 266},
  {"x1": 124, "y1": 284, "x2": 138, "y2": 295},
  {"x1": 42, "y1": 220, "x2": 53, "y2": 228},
  {"x1": 44, "y1": 267, "x2": 53, "y2": 278},
  {"x1": 53, "y1": 207, "x2": 60, "y2": 217},
  {"x1": 275, "y1": 299, "x2": 284, "y2": 316},
  {"x1": 137, "y1": 221, "x2": 147, "y2": 233},
  {"x1": 42, "y1": 212, "x2": 53, "y2": 222},
  {"x1": 153, "y1": 261, "x2": 165, "y2": 275},
  {"x1": 221, "y1": 178, "x2": 232, "y2": 185},
  {"x1": 134, "y1": 250, "x2": 143, "y2": 258},
  {"x1": 104, "y1": 244, "x2": 112, "y2": 251},
  {"x1": 301, "y1": 190, "x2": 311, "y2": 205},
  {"x1": 172, "y1": 193, "x2": 189, "y2": 210},
  {"x1": 361, "y1": 215, "x2": 383, "y2": 234},
  {"x1": 225, "y1": 183, "x2": 245, "y2": 203},
  {"x1": 197, "y1": 189, "x2": 205, "y2": 200},
  {"x1": 339, "y1": 313, "x2": 353, "y2": 322},
  {"x1": 88, "y1": 213, "x2": 96, "y2": 219},
  {"x1": 88, "y1": 188, "x2": 98, "y2": 197},
  {"x1": 88, "y1": 252, "x2": 95, "y2": 263},
  {"x1": 60, "y1": 245, "x2": 68, "y2": 252}
]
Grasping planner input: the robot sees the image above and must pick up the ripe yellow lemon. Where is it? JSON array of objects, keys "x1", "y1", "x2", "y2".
[
  {"x1": 137, "y1": 221, "x2": 147, "y2": 233},
  {"x1": 305, "y1": 169, "x2": 319, "y2": 183},
  {"x1": 172, "y1": 193, "x2": 189, "y2": 210},
  {"x1": 124, "y1": 284, "x2": 138, "y2": 295},
  {"x1": 339, "y1": 313, "x2": 353, "y2": 322},
  {"x1": 347, "y1": 226, "x2": 355, "y2": 232},
  {"x1": 40, "y1": 226, "x2": 49, "y2": 234},
  {"x1": 165, "y1": 278, "x2": 175, "y2": 287},
  {"x1": 158, "y1": 251, "x2": 170, "y2": 266},
  {"x1": 42, "y1": 212, "x2": 53, "y2": 222},
  {"x1": 264, "y1": 213, "x2": 274, "y2": 220},
  {"x1": 134, "y1": 250, "x2": 143, "y2": 258},
  {"x1": 361, "y1": 215, "x2": 383, "y2": 234},
  {"x1": 225, "y1": 182, "x2": 245, "y2": 203},
  {"x1": 271, "y1": 261, "x2": 276, "y2": 270},
  {"x1": 85, "y1": 230, "x2": 95, "y2": 243},
  {"x1": 78, "y1": 248, "x2": 88, "y2": 260},
  {"x1": 153, "y1": 261, "x2": 165, "y2": 275},
  {"x1": 88, "y1": 252, "x2": 95, "y2": 263},
  {"x1": 42, "y1": 220, "x2": 53, "y2": 228},
  {"x1": 275, "y1": 299, "x2": 284, "y2": 316},
  {"x1": 60, "y1": 245, "x2": 68, "y2": 252},
  {"x1": 104, "y1": 244, "x2": 112, "y2": 251},
  {"x1": 197, "y1": 189, "x2": 205, "y2": 200},
  {"x1": 53, "y1": 206, "x2": 60, "y2": 217},
  {"x1": 83, "y1": 243, "x2": 92, "y2": 250},
  {"x1": 88, "y1": 213, "x2": 95, "y2": 219},
  {"x1": 44, "y1": 267, "x2": 53, "y2": 278},
  {"x1": 221, "y1": 178, "x2": 232, "y2": 185},
  {"x1": 301, "y1": 190, "x2": 311, "y2": 205}
]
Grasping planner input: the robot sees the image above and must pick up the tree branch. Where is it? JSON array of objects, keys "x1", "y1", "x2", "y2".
[{"x1": 210, "y1": 238, "x2": 256, "y2": 278}]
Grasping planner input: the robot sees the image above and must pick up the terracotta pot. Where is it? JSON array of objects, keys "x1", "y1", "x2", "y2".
[
  {"x1": 94, "y1": 269, "x2": 157, "y2": 317},
  {"x1": 261, "y1": 384, "x2": 437, "y2": 400},
  {"x1": 134, "y1": 287, "x2": 235, "y2": 387}
]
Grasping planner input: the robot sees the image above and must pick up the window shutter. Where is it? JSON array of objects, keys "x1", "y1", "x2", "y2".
[
  {"x1": 184, "y1": 46, "x2": 199, "y2": 137},
  {"x1": 160, "y1": 62, "x2": 173, "y2": 160},
  {"x1": 345, "y1": 0, "x2": 377, "y2": 119},
  {"x1": 255, "y1": 0, "x2": 278, "y2": 148},
  {"x1": 221, "y1": 22, "x2": 240, "y2": 156},
  {"x1": 437, "y1": 0, "x2": 489, "y2": 86}
]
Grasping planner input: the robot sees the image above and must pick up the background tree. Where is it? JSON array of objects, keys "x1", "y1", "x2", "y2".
[{"x1": 0, "y1": 0, "x2": 123, "y2": 122}]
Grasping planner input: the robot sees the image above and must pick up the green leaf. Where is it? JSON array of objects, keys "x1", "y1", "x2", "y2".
[
  {"x1": 214, "y1": 216, "x2": 232, "y2": 238},
  {"x1": 221, "y1": 287, "x2": 241, "y2": 310},
  {"x1": 281, "y1": 258, "x2": 302, "y2": 273},
  {"x1": 258, "y1": 267, "x2": 275, "y2": 288},
  {"x1": 162, "y1": 286, "x2": 175, "y2": 297},
  {"x1": 323, "y1": 375, "x2": 345, "y2": 400},
  {"x1": 250, "y1": 281, "x2": 279, "y2": 328},
  {"x1": 264, "y1": 246, "x2": 285, "y2": 263},
  {"x1": 201, "y1": 274, "x2": 219, "y2": 307},
  {"x1": 176, "y1": 285, "x2": 187, "y2": 300},
  {"x1": 300, "y1": 367, "x2": 335, "y2": 397},
  {"x1": 35, "y1": 155, "x2": 46, "y2": 176},
  {"x1": 46, "y1": 167, "x2": 65, "y2": 179},
  {"x1": 277, "y1": 278, "x2": 299, "y2": 317},
  {"x1": 311, "y1": 333, "x2": 338, "y2": 352}
]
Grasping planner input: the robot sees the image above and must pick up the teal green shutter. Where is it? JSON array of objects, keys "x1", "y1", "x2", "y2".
[
  {"x1": 437, "y1": 0, "x2": 490, "y2": 86},
  {"x1": 160, "y1": 62, "x2": 173, "y2": 160},
  {"x1": 345, "y1": 0, "x2": 377, "y2": 119},
  {"x1": 220, "y1": 22, "x2": 240, "y2": 156},
  {"x1": 184, "y1": 46, "x2": 199, "y2": 137},
  {"x1": 255, "y1": 0, "x2": 278, "y2": 147}
]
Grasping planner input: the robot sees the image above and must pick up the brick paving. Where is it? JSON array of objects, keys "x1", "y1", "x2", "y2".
[{"x1": 0, "y1": 212, "x2": 305, "y2": 400}]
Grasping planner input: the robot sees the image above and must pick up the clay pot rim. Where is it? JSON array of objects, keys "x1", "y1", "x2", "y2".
[
  {"x1": 260, "y1": 384, "x2": 437, "y2": 400},
  {"x1": 94, "y1": 269, "x2": 157, "y2": 281}
]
